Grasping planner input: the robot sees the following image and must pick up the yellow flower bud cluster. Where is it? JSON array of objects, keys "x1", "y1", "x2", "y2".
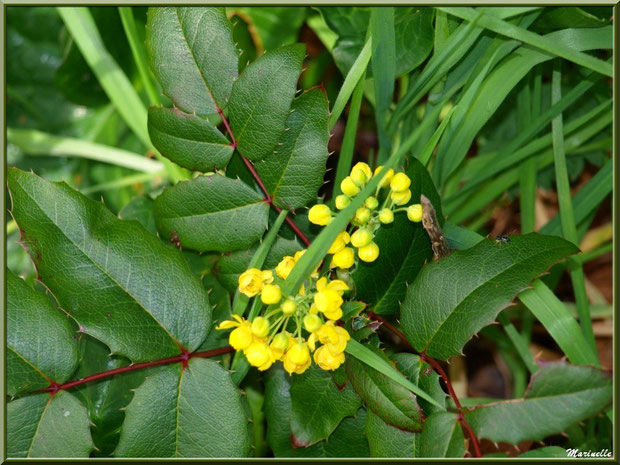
[{"x1": 217, "y1": 254, "x2": 351, "y2": 375}]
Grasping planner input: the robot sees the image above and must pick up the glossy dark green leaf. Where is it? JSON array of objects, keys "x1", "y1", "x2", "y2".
[
  {"x1": 265, "y1": 366, "x2": 369, "y2": 457},
  {"x1": 401, "y1": 233, "x2": 579, "y2": 360},
  {"x1": 353, "y1": 158, "x2": 440, "y2": 314},
  {"x1": 148, "y1": 106, "x2": 234, "y2": 172},
  {"x1": 8, "y1": 168, "x2": 211, "y2": 362},
  {"x1": 228, "y1": 44, "x2": 304, "y2": 161},
  {"x1": 7, "y1": 270, "x2": 79, "y2": 396},
  {"x1": 255, "y1": 88, "x2": 329, "y2": 211},
  {"x1": 118, "y1": 194, "x2": 157, "y2": 235},
  {"x1": 466, "y1": 361, "x2": 612, "y2": 444},
  {"x1": 115, "y1": 358, "x2": 250, "y2": 457},
  {"x1": 365, "y1": 410, "x2": 419, "y2": 458},
  {"x1": 290, "y1": 364, "x2": 361, "y2": 446},
  {"x1": 417, "y1": 412, "x2": 465, "y2": 458},
  {"x1": 391, "y1": 353, "x2": 446, "y2": 414},
  {"x1": 154, "y1": 174, "x2": 269, "y2": 253},
  {"x1": 346, "y1": 348, "x2": 423, "y2": 432},
  {"x1": 146, "y1": 7, "x2": 238, "y2": 115},
  {"x1": 7, "y1": 391, "x2": 93, "y2": 458},
  {"x1": 533, "y1": 7, "x2": 608, "y2": 32}
]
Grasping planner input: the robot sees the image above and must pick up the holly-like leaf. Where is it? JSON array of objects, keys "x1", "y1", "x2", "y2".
[
  {"x1": 290, "y1": 364, "x2": 361, "y2": 446},
  {"x1": 7, "y1": 270, "x2": 79, "y2": 396},
  {"x1": 391, "y1": 353, "x2": 446, "y2": 414},
  {"x1": 228, "y1": 44, "x2": 304, "y2": 161},
  {"x1": 148, "y1": 107, "x2": 234, "y2": 172},
  {"x1": 417, "y1": 412, "x2": 465, "y2": 458},
  {"x1": 365, "y1": 410, "x2": 419, "y2": 458},
  {"x1": 115, "y1": 358, "x2": 251, "y2": 457},
  {"x1": 255, "y1": 88, "x2": 329, "y2": 211},
  {"x1": 465, "y1": 361, "x2": 612, "y2": 444},
  {"x1": 214, "y1": 236, "x2": 302, "y2": 293},
  {"x1": 265, "y1": 366, "x2": 369, "y2": 458},
  {"x1": 345, "y1": 347, "x2": 423, "y2": 432},
  {"x1": 146, "y1": 7, "x2": 238, "y2": 115},
  {"x1": 401, "y1": 233, "x2": 579, "y2": 360},
  {"x1": 7, "y1": 391, "x2": 94, "y2": 458},
  {"x1": 8, "y1": 168, "x2": 211, "y2": 362},
  {"x1": 154, "y1": 174, "x2": 269, "y2": 253},
  {"x1": 353, "y1": 158, "x2": 440, "y2": 314}
]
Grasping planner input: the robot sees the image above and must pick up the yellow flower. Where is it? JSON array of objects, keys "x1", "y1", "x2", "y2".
[
  {"x1": 229, "y1": 322, "x2": 253, "y2": 351},
  {"x1": 270, "y1": 333, "x2": 290, "y2": 359},
  {"x1": 251, "y1": 316, "x2": 270, "y2": 338},
  {"x1": 354, "y1": 207, "x2": 371, "y2": 225},
  {"x1": 303, "y1": 314, "x2": 322, "y2": 333},
  {"x1": 374, "y1": 166, "x2": 394, "y2": 188},
  {"x1": 390, "y1": 172, "x2": 411, "y2": 192},
  {"x1": 314, "y1": 345, "x2": 345, "y2": 371},
  {"x1": 261, "y1": 270, "x2": 274, "y2": 284},
  {"x1": 407, "y1": 204, "x2": 423, "y2": 222},
  {"x1": 341, "y1": 176, "x2": 360, "y2": 196},
  {"x1": 351, "y1": 228, "x2": 373, "y2": 248},
  {"x1": 244, "y1": 341, "x2": 272, "y2": 369},
  {"x1": 378, "y1": 208, "x2": 394, "y2": 224},
  {"x1": 314, "y1": 277, "x2": 348, "y2": 319},
  {"x1": 358, "y1": 242, "x2": 379, "y2": 262},
  {"x1": 328, "y1": 231, "x2": 351, "y2": 255},
  {"x1": 365, "y1": 196, "x2": 379, "y2": 210},
  {"x1": 261, "y1": 284, "x2": 282, "y2": 305},
  {"x1": 323, "y1": 307, "x2": 343, "y2": 321},
  {"x1": 331, "y1": 247, "x2": 355, "y2": 269},
  {"x1": 316, "y1": 322, "x2": 350, "y2": 354},
  {"x1": 391, "y1": 189, "x2": 412, "y2": 206},
  {"x1": 238, "y1": 268, "x2": 265, "y2": 297},
  {"x1": 308, "y1": 204, "x2": 332, "y2": 226},
  {"x1": 350, "y1": 162, "x2": 372, "y2": 186},
  {"x1": 335, "y1": 194, "x2": 351, "y2": 210},
  {"x1": 275, "y1": 256, "x2": 296, "y2": 279},
  {"x1": 283, "y1": 342, "x2": 312, "y2": 375},
  {"x1": 281, "y1": 298, "x2": 297, "y2": 315}
]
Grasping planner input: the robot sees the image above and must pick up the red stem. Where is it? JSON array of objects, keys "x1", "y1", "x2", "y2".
[
  {"x1": 40, "y1": 346, "x2": 234, "y2": 394},
  {"x1": 368, "y1": 312, "x2": 482, "y2": 458},
  {"x1": 217, "y1": 108, "x2": 310, "y2": 246}
]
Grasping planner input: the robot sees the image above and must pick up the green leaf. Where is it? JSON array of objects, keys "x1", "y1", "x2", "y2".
[
  {"x1": 289, "y1": 364, "x2": 361, "y2": 446},
  {"x1": 417, "y1": 412, "x2": 465, "y2": 458},
  {"x1": 153, "y1": 174, "x2": 269, "y2": 253},
  {"x1": 466, "y1": 361, "x2": 612, "y2": 443},
  {"x1": 7, "y1": 391, "x2": 94, "y2": 458},
  {"x1": 391, "y1": 353, "x2": 446, "y2": 413},
  {"x1": 520, "y1": 446, "x2": 570, "y2": 458},
  {"x1": 255, "y1": 88, "x2": 329, "y2": 211},
  {"x1": 148, "y1": 107, "x2": 234, "y2": 172},
  {"x1": 233, "y1": 7, "x2": 306, "y2": 51},
  {"x1": 264, "y1": 366, "x2": 369, "y2": 457},
  {"x1": 146, "y1": 7, "x2": 238, "y2": 115},
  {"x1": 7, "y1": 271, "x2": 79, "y2": 396},
  {"x1": 118, "y1": 194, "x2": 157, "y2": 235},
  {"x1": 115, "y1": 358, "x2": 251, "y2": 457},
  {"x1": 401, "y1": 233, "x2": 579, "y2": 360},
  {"x1": 228, "y1": 44, "x2": 304, "y2": 161},
  {"x1": 352, "y1": 158, "x2": 439, "y2": 314},
  {"x1": 346, "y1": 347, "x2": 423, "y2": 432},
  {"x1": 365, "y1": 410, "x2": 419, "y2": 458},
  {"x1": 8, "y1": 168, "x2": 210, "y2": 362},
  {"x1": 533, "y1": 7, "x2": 609, "y2": 31}
]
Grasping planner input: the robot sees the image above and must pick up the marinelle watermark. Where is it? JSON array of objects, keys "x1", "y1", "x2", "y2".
[{"x1": 566, "y1": 448, "x2": 613, "y2": 458}]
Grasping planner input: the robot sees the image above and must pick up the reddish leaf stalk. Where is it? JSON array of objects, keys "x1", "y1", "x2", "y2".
[
  {"x1": 217, "y1": 107, "x2": 310, "y2": 246},
  {"x1": 368, "y1": 312, "x2": 482, "y2": 458},
  {"x1": 40, "y1": 346, "x2": 234, "y2": 394}
]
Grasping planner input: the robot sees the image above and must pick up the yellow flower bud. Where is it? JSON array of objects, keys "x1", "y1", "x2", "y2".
[
  {"x1": 351, "y1": 228, "x2": 373, "y2": 248},
  {"x1": 251, "y1": 316, "x2": 270, "y2": 338},
  {"x1": 390, "y1": 172, "x2": 411, "y2": 192},
  {"x1": 314, "y1": 345, "x2": 345, "y2": 371},
  {"x1": 378, "y1": 208, "x2": 394, "y2": 224},
  {"x1": 407, "y1": 204, "x2": 423, "y2": 222},
  {"x1": 281, "y1": 298, "x2": 297, "y2": 315},
  {"x1": 354, "y1": 207, "x2": 371, "y2": 225},
  {"x1": 275, "y1": 256, "x2": 296, "y2": 280},
  {"x1": 328, "y1": 231, "x2": 351, "y2": 255},
  {"x1": 335, "y1": 194, "x2": 351, "y2": 210},
  {"x1": 391, "y1": 189, "x2": 412, "y2": 206},
  {"x1": 229, "y1": 322, "x2": 253, "y2": 350},
  {"x1": 288, "y1": 342, "x2": 310, "y2": 365},
  {"x1": 341, "y1": 176, "x2": 360, "y2": 196},
  {"x1": 271, "y1": 333, "x2": 289, "y2": 353},
  {"x1": 331, "y1": 247, "x2": 355, "y2": 269},
  {"x1": 374, "y1": 166, "x2": 394, "y2": 188},
  {"x1": 303, "y1": 314, "x2": 323, "y2": 333},
  {"x1": 261, "y1": 284, "x2": 282, "y2": 305},
  {"x1": 358, "y1": 242, "x2": 379, "y2": 262},
  {"x1": 308, "y1": 204, "x2": 332, "y2": 226},
  {"x1": 238, "y1": 268, "x2": 264, "y2": 297},
  {"x1": 350, "y1": 162, "x2": 372, "y2": 186},
  {"x1": 365, "y1": 196, "x2": 379, "y2": 210},
  {"x1": 244, "y1": 341, "x2": 271, "y2": 367}
]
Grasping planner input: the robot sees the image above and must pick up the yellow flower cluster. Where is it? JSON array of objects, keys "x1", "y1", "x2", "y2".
[
  {"x1": 307, "y1": 162, "x2": 424, "y2": 271},
  {"x1": 216, "y1": 252, "x2": 351, "y2": 375}
]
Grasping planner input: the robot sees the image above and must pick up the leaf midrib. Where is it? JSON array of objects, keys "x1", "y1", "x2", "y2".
[
  {"x1": 150, "y1": 122, "x2": 231, "y2": 148},
  {"x1": 157, "y1": 200, "x2": 266, "y2": 220},
  {"x1": 27, "y1": 394, "x2": 54, "y2": 457},
  {"x1": 8, "y1": 345, "x2": 51, "y2": 386}
]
